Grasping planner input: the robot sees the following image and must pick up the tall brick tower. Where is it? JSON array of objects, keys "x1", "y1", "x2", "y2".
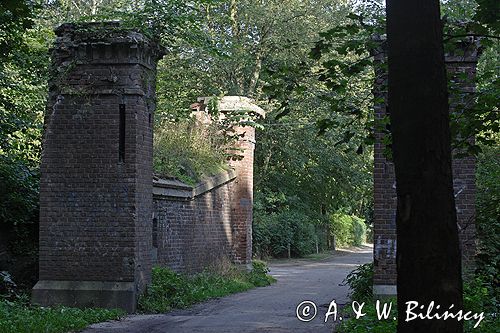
[
  {"x1": 372, "y1": 37, "x2": 479, "y2": 296},
  {"x1": 195, "y1": 96, "x2": 265, "y2": 268},
  {"x1": 32, "y1": 22, "x2": 163, "y2": 312}
]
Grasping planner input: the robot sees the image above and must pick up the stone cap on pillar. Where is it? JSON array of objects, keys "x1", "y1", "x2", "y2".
[
  {"x1": 192, "y1": 96, "x2": 266, "y2": 119},
  {"x1": 53, "y1": 21, "x2": 165, "y2": 68}
]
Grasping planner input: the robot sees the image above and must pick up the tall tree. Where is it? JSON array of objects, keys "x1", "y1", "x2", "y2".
[{"x1": 386, "y1": 0, "x2": 463, "y2": 332}]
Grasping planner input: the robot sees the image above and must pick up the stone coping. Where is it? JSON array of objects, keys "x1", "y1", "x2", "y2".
[
  {"x1": 197, "y1": 96, "x2": 266, "y2": 118},
  {"x1": 153, "y1": 170, "x2": 237, "y2": 200}
]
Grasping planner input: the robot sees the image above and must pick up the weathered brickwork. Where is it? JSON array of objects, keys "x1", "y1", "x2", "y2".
[
  {"x1": 228, "y1": 125, "x2": 255, "y2": 266},
  {"x1": 153, "y1": 97, "x2": 264, "y2": 272},
  {"x1": 33, "y1": 22, "x2": 261, "y2": 311},
  {"x1": 153, "y1": 172, "x2": 237, "y2": 273},
  {"x1": 373, "y1": 40, "x2": 479, "y2": 292},
  {"x1": 33, "y1": 22, "x2": 163, "y2": 312},
  {"x1": 447, "y1": 45, "x2": 480, "y2": 273}
]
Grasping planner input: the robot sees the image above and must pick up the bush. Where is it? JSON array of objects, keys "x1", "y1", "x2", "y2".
[
  {"x1": 138, "y1": 262, "x2": 275, "y2": 313},
  {"x1": 475, "y1": 144, "x2": 500, "y2": 301},
  {"x1": 249, "y1": 260, "x2": 277, "y2": 287},
  {"x1": 338, "y1": 264, "x2": 499, "y2": 333},
  {"x1": 330, "y1": 213, "x2": 351, "y2": 247},
  {"x1": 338, "y1": 299, "x2": 397, "y2": 333},
  {"x1": 252, "y1": 215, "x2": 273, "y2": 258},
  {"x1": 342, "y1": 263, "x2": 373, "y2": 302},
  {"x1": 0, "y1": 157, "x2": 39, "y2": 227},
  {"x1": 463, "y1": 277, "x2": 498, "y2": 320},
  {"x1": 462, "y1": 277, "x2": 500, "y2": 333},
  {"x1": 351, "y1": 216, "x2": 367, "y2": 246},
  {"x1": 253, "y1": 209, "x2": 320, "y2": 258},
  {"x1": 330, "y1": 213, "x2": 366, "y2": 248}
]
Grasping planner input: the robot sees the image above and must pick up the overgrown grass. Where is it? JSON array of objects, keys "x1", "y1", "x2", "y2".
[
  {"x1": 0, "y1": 261, "x2": 276, "y2": 331},
  {"x1": 153, "y1": 119, "x2": 229, "y2": 185},
  {"x1": 138, "y1": 260, "x2": 276, "y2": 313},
  {"x1": 0, "y1": 298, "x2": 124, "y2": 333}
]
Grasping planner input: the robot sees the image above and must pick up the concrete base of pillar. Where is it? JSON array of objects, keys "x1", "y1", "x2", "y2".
[
  {"x1": 32, "y1": 280, "x2": 137, "y2": 313},
  {"x1": 245, "y1": 261, "x2": 253, "y2": 272},
  {"x1": 373, "y1": 284, "x2": 397, "y2": 298}
]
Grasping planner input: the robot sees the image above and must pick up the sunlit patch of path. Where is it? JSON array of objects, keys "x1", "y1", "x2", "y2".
[{"x1": 82, "y1": 245, "x2": 372, "y2": 333}]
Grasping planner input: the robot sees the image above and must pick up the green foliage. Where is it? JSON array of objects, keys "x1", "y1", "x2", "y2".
[
  {"x1": 247, "y1": 3, "x2": 373, "y2": 260},
  {"x1": 463, "y1": 277, "x2": 498, "y2": 316},
  {"x1": 0, "y1": 298, "x2": 124, "y2": 333},
  {"x1": 475, "y1": 142, "x2": 500, "y2": 306},
  {"x1": 330, "y1": 213, "x2": 352, "y2": 248},
  {"x1": 351, "y1": 215, "x2": 367, "y2": 246},
  {"x1": 462, "y1": 278, "x2": 500, "y2": 333},
  {"x1": 474, "y1": 0, "x2": 500, "y2": 33},
  {"x1": 153, "y1": 119, "x2": 228, "y2": 184},
  {"x1": 0, "y1": 9, "x2": 48, "y2": 165},
  {"x1": 339, "y1": 265, "x2": 499, "y2": 333},
  {"x1": 330, "y1": 213, "x2": 366, "y2": 247},
  {"x1": 0, "y1": 4, "x2": 49, "y2": 229},
  {"x1": 338, "y1": 298, "x2": 397, "y2": 333},
  {"x1": 253, "y1": 208, "x2": 321, "y2": 258},
  {"x1": 38, "y1": 0, "x2": 210, "y2": 43},
  {"x1": 138, "y1": 262, "x2": 275, "y2": 313},
  {"x1": 0, "y1": 1, "x2": 37, "y2": 60},
  {"x1": 342, "y1": 262, "x2": 374, "y2": 302},
  {"x1": 248, "y1": 260, "x2": 277, "y2": 287},
  {"x1": 0, "y1": 158, "x2": 39, "y2": 226},
  {"x1": 307, "y1": 1, "x2": 499, "y2": 157}
]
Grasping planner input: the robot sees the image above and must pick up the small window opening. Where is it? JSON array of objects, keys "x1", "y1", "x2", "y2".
[{"x1": 119, "y1": 104, "x2": 126, "y2": 162}]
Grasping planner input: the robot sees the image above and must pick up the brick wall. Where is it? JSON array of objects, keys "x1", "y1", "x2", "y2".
[
  {"x1": 153, "y1": 172, "x2": 238, "y2": 273},
  {"x1": 447, "y1": 45, "x2": 479, "y2": 273},
  {"x1": 33, "y1": 22, "x2": 162, "y2": 312},
  {"x1": 153, "y1": 97, "x2": 264, "y2": 272},
  {"x1": 373, "y1": 39, "x2": 479, "y2": 292},
  {"x1": 152, "y1": 148, "x2": 255, "y2": 273},
  {"x1": 194, "y1": 96, "x2": 265, "y2": 267}
]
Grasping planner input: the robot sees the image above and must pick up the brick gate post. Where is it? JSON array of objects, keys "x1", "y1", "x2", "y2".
[{"x1": 32, "y1": 22, "x2": 163, "y2": 312}]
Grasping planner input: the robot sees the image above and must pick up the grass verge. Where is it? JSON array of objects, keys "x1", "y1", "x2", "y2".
[
  {"x1": 0, "y1": 260, "x2": 276, "y2": 331},
  {"x1": 0, "y1": 298, "x2": 124, "y2": 333},
  {"x1": 138, "y1": 260, "x2": 276, "y2": 313}
]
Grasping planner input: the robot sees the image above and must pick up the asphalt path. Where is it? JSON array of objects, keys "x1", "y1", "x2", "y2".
[{"x1": 82, "y1": 245, "x2": 372, "y2": 333}]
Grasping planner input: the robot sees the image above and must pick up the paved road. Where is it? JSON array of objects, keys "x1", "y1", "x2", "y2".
[{"x1": 82, "y1": 245, "x2": 372, "y2": 333}]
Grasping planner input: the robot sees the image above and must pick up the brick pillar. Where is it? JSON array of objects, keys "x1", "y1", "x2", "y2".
[
  {"x1": 32, "y1": 22, "x2": 163, "y2": 312},
  {"x1": 229, "y1": 121, "x2": 256, "y2": 267},
  {"x1": 372, "y1": 41, "x2": 398, "y2": 296},
  {"x1": 195, "y1": 96, "x2": 264, "y2": 268},
  {"x1": 372, "y1": 37, "x2": 479, "y2": 296},
  {"x1": 446, "y1": 40, "x2": 480, "y2": 276}
]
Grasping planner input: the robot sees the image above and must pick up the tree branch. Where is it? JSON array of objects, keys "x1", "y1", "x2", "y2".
[{"x1": 443, "y1": 33, "x2": 500, "y2": 42}]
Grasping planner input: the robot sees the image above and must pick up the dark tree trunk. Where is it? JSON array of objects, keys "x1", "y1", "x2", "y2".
[{"x1": 385, "y1": 1, "x2": 463, "y2": 332}]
